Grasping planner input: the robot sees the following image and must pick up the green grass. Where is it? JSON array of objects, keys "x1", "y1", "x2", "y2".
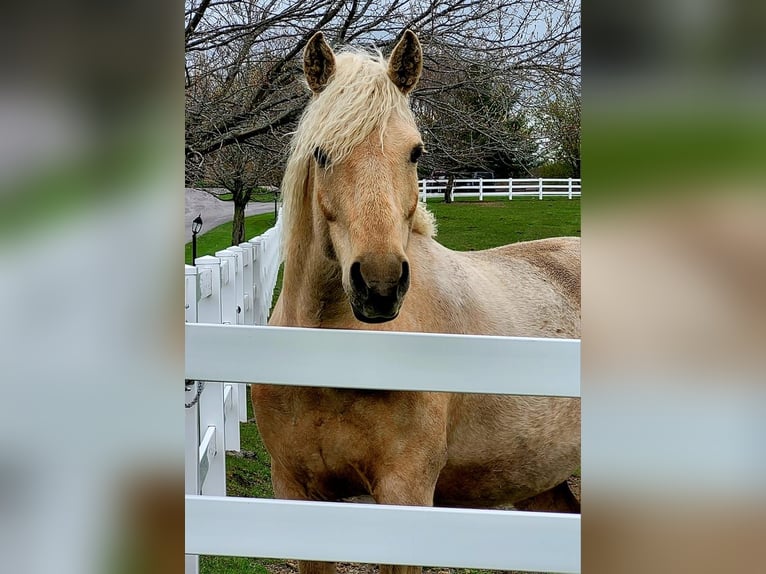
[
  {"x1": 250, "y1": 189, "x2": 279, "y2": 203},
  {"x1": 199, "y1": 557, "x2": 270, "y2": 574},
  {"x1": 427, "y1": 197, "x2": 580, "y2": 250},
  {"x1": 191, "y1": 197, "x2": 580, "y2": 574},
  {"x1": 186, "y1": 212, "x2": 278, "y2": 265},
  {"x1": 186, "y1": 198, "x2": 580, "y2": 264}
]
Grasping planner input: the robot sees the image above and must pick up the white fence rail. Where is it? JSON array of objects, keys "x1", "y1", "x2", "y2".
[
  {"x1": 419, "y1": 177, "x2": 581, "y2": 202},
  {"x1": 184, "y1": 212, "x2": 581, "y2": 573},
  {"x1": 187, "y1": 494, "x2": 580, "y2": 573},
  {"x1": 187, "y1": 324, "x2": 579, "y2": 398}
]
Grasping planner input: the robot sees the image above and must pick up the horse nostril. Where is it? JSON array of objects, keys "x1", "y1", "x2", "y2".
[
  {"x1": 350, "y1": 261, "x2": 368, "y2": 294},
  {"x1": 400, "y1": 260, "x2": 410, "y2": 290}
]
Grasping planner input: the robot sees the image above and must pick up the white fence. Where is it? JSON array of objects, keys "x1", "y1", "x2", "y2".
[
  {"x1": 185, "y1": 216, "x2": 282, "y2": 574},
  {"x1": 184, "y1": 214, "x2": 581, "y2": 573},
  {"x1": 419, "y1": 177, "x2": 581, "y2": 202}
]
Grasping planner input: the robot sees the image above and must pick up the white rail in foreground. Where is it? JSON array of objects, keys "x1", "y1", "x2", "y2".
[
  {"x1": 187, "y1": 496, "x2": 580, "y2": 573},
  {"x1": 186, "y1": 323, "x2": 580, "y2": 398},
  {"x1": 185, "y1": 324, "x2": 581, "y2": 573}
]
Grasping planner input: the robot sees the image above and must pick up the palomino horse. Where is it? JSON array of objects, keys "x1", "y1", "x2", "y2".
[{"x1": 252, "y1": 30, "x2": 580, "y2": 574}]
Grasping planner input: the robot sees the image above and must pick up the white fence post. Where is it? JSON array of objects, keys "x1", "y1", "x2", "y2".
[
  {"x1": 223, "y1": 382, "x2": 240, "y2": 452},
  {"x1": 225, "y1": 246, "x2": 246, "y2": 325},
  {"x1": 214, "y1": 250, "x2": 237, "y2": 326},
  {"x1": 198, "y1": 382, "x2": 226, "y2": 495},
  {"x1": 538, "y1": 178, "x2": 543, "y2": 199},
  {"x1": 184, "y1": 265, "x2": 198, "y2": 324},
  {"x1": 420, "y1": 179, "x2": 426, "y2": 202},
  {"x1": 185, "y1": 554, "x2": 199, "y2": 574},
  {"x1": 478, "y1": 178, "x2": 483, "y2": 201},
  {"x1": 568, "y1": 178, "x2": 573, "y2": 199},
  {"x1": 190, "y1": 255, "x2": 227, "y2": 497},
  {"x1": 252, "y1": 223, "x2": 283, "y2": 324},
  {"x1": 184, "y1": 265, "x2": 201, "y2": 496},
  {"x1": 184, "y1": 264, "x2": 201, "y2": 574},
  {"x1": 213, "y1": 248, "x2": 243, "y2": 451},
  {"x1": 195, "y1": 255, "x2": 222, "y2": 324},
  {"x1": 249, "y1": 237, "x2": 265, "y2": 325},
  {"x1": 238, "y1": 242, "x2": 254, "y2": 422},
  {"x1": 267, "y1": 229, "x2": 281, "y2": 299},
  {"x1": 238, "y1": 243, "x2": 254, "y2": 325},
  {"x1": 508, "y1": 178, "x2": 513, "y2": 200}
]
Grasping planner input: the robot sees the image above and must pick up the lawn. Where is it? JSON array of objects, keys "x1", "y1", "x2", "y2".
[
  {"x1": 426, "y1": 197, "x2": 580, "y2": 250},
  {"x1": 185, "y1": 212, "x2": 278, "y2": 265},
  {"x1": 186, "y1": 197, "x2": 580, "y2": 264},
  {"x1": 188, "y1": 197, "x2": 580, "y2": 574}
]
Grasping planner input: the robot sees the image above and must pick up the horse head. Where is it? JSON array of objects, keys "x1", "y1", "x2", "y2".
[{"x1": 301, "y1": 31, "x2": 424, "y2": 323}]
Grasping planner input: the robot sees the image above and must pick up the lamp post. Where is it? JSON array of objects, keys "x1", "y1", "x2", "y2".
[
  {"x1": 191, "y1": 214, "x2": 203, "y2": 265},
  {"x1": 273, "y1": 190, "x2": 280, "y2": 222}
]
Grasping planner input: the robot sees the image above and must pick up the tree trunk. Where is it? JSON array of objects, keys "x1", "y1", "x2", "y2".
[
  {"x1": 231, "y1": 182, "x2": 250, "y2": 245},
  {"x1": 232, "y1": 201, "x2": 246, "y2": 245}
]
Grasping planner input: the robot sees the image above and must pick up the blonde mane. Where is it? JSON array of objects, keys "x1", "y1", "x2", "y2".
[{"x1": 281, "y1": 49, "x2": 435, "y2": 247}]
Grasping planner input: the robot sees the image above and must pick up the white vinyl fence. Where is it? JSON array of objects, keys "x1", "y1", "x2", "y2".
[
  {"x1": 184, "y1": 213, "x2": 581, "y2": 574},
  {"x1": 184, "y1": 216, "x2": 282, "y2": 574},
  {"x1": 419, "y1": 177, "x2": 581, "y2": 202}
]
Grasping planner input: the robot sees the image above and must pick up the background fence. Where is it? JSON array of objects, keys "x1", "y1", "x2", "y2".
[
  {"x1": 184, "y1": 213, "x2": 581, "y2": 574},
  {"x1": 419, "y1": 177, "x2": 581, "y2": 202}
]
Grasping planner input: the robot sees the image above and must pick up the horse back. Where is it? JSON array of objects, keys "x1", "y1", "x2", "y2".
[{"x1": 494, "y1": 237, "x2": 580, "y2": 307}]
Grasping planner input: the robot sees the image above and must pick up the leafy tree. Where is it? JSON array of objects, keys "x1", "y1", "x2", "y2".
[{"x1": 537, "y1": 86, "x2": 581, "y2": 177}]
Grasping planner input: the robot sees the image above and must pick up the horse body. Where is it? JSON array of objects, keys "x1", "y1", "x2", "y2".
[
  {"x1": 255, "y1": 232, "x2": 580, "y2": 508},
  {"x1": 250, "y1": 30, "x2": 580, "y2": 574}
]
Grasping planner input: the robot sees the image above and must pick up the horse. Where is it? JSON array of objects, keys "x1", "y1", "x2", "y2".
[{"x1": 251, "y1": 30, "x2": 581, "y2": 574}]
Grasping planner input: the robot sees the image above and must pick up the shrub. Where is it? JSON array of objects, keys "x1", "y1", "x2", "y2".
[{"x1": 533, "y1": 162, "x2": 577, "y2": 178}]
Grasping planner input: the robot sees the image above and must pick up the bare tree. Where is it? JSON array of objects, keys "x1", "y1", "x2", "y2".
[
  {"x1": 206, "y1": 143, "x2": 262, "y2": 244},
  {"x1": 415, "y1": 67, "x2": 541, "y2": 178},
  {"x1": 185, "y1": 0, "x2": 580, "y2": 187}
]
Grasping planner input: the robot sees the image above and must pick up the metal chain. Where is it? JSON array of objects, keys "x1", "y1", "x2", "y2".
[{"x1": 185, "y1": 379, "x2": 205, "y2": 408}]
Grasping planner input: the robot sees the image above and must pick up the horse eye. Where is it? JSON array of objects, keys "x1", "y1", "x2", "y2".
[
  {"x1": 313, "y1": 147, "x2": 329, "y2": 168},
  {"x1": 410, "y1": 145, "x2": 423, "y2": 163}
]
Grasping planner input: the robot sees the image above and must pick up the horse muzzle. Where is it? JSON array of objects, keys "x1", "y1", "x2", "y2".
[{"x1": 348, "y1": 257, "x2": 410, "y2": 323}]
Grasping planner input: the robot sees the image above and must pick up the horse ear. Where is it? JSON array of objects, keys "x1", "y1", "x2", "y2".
[
  {"x1": 387, "y1": 30, "x2": 422, "y2": 94},
  {"x1": 304, "y1": 32, "x2": 336, "y2": 94}
]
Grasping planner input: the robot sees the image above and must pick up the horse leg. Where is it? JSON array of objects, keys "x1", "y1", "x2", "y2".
[
  {"x1": 513, "y1": 480, "x2": 580, "y2": 513},
  {"x1": 270, "y1": 461, "x2": 337, "y2": 574},
  {"x1": 375, "y1": 475, "x2": 439, "y2": 574}
]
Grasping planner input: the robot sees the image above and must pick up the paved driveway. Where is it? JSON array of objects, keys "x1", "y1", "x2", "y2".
[{"x1": 185, "y1": 188, "x2": 276, "y2": 242}]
